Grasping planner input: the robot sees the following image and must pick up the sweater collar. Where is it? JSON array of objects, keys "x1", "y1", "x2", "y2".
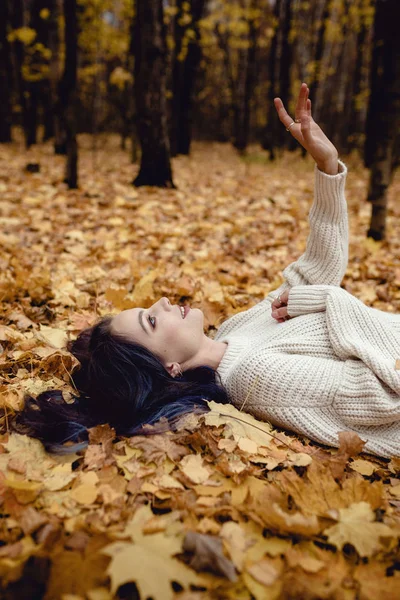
[{"x1": 216, "y1": 334, "x2": 250, "y2": 383}]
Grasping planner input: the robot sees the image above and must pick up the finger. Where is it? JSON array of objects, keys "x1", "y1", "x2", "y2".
[
  {"x1": 281, "y1": 289, "x2": 290, "y2": 303},
  {"x1": 307, "y1": 98, "x2": 312, "y2": 118},
  {"x1": 295, "y1": 83, "x2": 307, "y2": 119},
  {"x1": 300, "y1": 112, "x2": 313, "y2": 145},
  {"x1": 271, "y1": 306, "x2": 289, "y2": 319},
  {"x1": 272, "y1": 300, "x2": 286, "y2": 311},
  {"x1": 271, "y1": 290, "x2": 290, "y2": 309},
  {"x1": 274, "y1": 97, "x2": 296, "y2": 131}
]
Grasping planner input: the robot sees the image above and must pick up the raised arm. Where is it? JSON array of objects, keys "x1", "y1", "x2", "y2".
[
  {"x1": 282, "y1": 161, "x2": 348, "y2": 287},
  {"x1": 273, "y1": 83, "x2": 349, "y2": 287}
]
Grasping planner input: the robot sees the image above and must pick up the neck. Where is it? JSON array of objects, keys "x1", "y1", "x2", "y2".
[{"x1": 182, "y1": 335, "x2": 227, "y2": 372}]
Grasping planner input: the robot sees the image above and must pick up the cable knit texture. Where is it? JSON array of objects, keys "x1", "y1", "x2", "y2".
[{"x1": 215, "y1": 160, "x2": 400, "y2": 459}]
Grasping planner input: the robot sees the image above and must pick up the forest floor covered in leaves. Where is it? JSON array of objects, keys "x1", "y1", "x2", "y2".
[{"x1": 0, "y1": 133, "x2": 400, "y2": 599}]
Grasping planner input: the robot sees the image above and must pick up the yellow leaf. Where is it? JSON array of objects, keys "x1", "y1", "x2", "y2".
[
  {"x1": 205, "y1": 400, "x2": 274, "y2": 449},
  {"x1": 36, "y1": 324, "x2": 68, "y2": 349},
  {"x1": 102, "y1": 537, "x2": 203, "y2": 598},
  {"x1": 4, "y1": 479, "x2": 42, "y2": 504},
  {"x1": 70, "y1": 483, "x2": 98, "y2": 505},
  {"x1": 349, "y1": 459, "x2": 377, "y2": 477},
  {"x1": 179, "y1": 454, "x2": 211, "y2": 484},
  {"x1": 323, "y1": 502, "x2": 394, "y2": 557}
]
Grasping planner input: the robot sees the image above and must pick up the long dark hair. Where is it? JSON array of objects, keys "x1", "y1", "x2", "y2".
[{"x1": 9, "y1": 315, "x2": 230, "y2": 454}]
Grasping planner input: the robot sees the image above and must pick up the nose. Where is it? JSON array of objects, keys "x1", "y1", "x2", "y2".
[{"x1": 161, "y1": 297, "x2": 171, "y2": 310}]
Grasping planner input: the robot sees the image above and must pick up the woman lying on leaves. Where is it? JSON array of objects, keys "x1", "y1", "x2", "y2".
[{"x1": 12, "y1": 84, "x2": 400, "y2": 459}]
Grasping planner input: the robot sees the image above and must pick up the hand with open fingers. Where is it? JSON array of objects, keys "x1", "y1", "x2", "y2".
[
  {"x1": 271, "y1": 289, "x2": 290, "y2": 323},
  {"x1": 274, "y1": 83, "x2": 339, "y2": 175}
]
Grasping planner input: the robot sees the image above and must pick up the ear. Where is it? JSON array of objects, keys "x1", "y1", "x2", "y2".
[{"x1": 166, "y1": 362, "x2": 182, "y2": 378}]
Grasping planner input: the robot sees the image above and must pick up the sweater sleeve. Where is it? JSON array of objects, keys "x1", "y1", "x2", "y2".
[
  {"x1": 286, "y1": 284, "x2": 333, "y2": 317},
  {"x1": 281, "y1": 160, "x2": 349, "y2": 287}
]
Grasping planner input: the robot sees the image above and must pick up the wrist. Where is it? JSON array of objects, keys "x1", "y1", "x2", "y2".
[{"x1": 317, "y1": 157, "x2": 339, "y2": 175}]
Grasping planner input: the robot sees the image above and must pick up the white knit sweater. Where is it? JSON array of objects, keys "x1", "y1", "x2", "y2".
[{"x1": 215, "y1": 160, "x2": 400, "y2": 459}]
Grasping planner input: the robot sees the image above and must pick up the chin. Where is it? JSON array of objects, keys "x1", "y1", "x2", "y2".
[{"x1": 190, "y1": 306, "x2": 204, "y2": 326}]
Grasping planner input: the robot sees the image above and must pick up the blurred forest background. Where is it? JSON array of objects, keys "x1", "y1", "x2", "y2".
[{"x1": 0, "y1": 0, "x2": 399, "y2": 238}]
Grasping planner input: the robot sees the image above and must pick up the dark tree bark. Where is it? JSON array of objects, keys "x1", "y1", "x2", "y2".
[
  {"x1": 0, "y1": 0, "x2": 13, "y2": 142},
  {"x1": 9, "y1": 0, "x2": 29, "y2": 147},
  {"x1": 348, "y1": 0, "x2": 373, "y2": 153},
  {"x1": 133, "y1": 0, "x2": 174, "y2": 187},
  {"x1": 128, "y1": 8, "x2": 138, "y2": 162},
  {"x1": 215, "y1": 22, "x2": 236, "y2": 143},
  {"x1": 42, "y1": 0, "x2": 59, "y2": 142},
  {"x1": 261, "y1": 0, "x2": 279, "y2": 159},
  {"x1": 170, "y1": 0, "x2": 186, "y2": 157},
  {"x1": 262, "y1": 0, "x2": 293, "y2": 158},
  {"x1": 26, "y1": 0, "x2": 53, "y2": 147},
  {"x1": 170, "y1": 0, "x2": 207, "y2": 157},
  {"x1": 233, "y1": 0, "x2": 258, "y2": 152},
  {"x1": 364, "y1": 0, "x2": 400, "y2": 240},
  {"x1": 59, "y1": 0, "x2": 78, "y2": 188},
  {"x1": 308, "y1": 0, "x2": 329, "y2": 124},
  {"x1": 330, "y1": 0, "x2": 356, "y2": 153}
]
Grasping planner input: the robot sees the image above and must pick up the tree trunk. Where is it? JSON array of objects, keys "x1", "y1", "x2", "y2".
[
  {"x1": 42, "y1": 0, "x2": 59, "y2": 142},
  {"x1": 308, "y1": 0, "x2": 329, "y2": 124},
  {"x1": 9, "y1": 0, "x2": 29, "y2": 147},
  {"x1": 262, "y1": 0, "x2": 292, "y2": 157},
  {"x1": 364, "y1": 0, "x2": 400, "y2": 240},
  {"x1": 26, "y1": 0, "x2": 52, "y2": 147},
  {"x1": 25, "y1": 81, "x2": 39, "y2": 147},
  {"x1": 170, "y1": 0, "x2": 207, "y2": 156},
  {"x1": 233, "y1": 2, "x2": 258, "y2": 152},
  {"x1": 330, "y1": 0, "x2": 356, "y2": 153},
  {"x1": 0, "y1": 0, "x2": 13, "y2": 142},
  {"x1": 59, "y1": 0, "x2": 78, "y2": 188},
  {"x1": 215, "y1": 22, "x2": 236, "y2": 143},
  {"x1": 133, "y1": 0, "x2": 174, "y2": 188},
  {"x1": 177, "y1": 0, "x2": 206, "y2": 154},
  {"x1": 348, "y1": 0, "x2": 373, "y2": 153},
  {"x1": 128, "y1": 7, "x2": 138, "y2": 162},
  {"x1": 278, "y1": 0, "x2": 293, "y2": 150},
  {"x1": 261, "y1": 0, "x2": 279, "y2": 159},
  {"x1": 170, "y1": 0, "x2": 185, "y2": 158}
]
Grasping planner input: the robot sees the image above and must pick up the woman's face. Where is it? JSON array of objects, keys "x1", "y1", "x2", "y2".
[{"x1": 110, "y1": 297, "x2": 205, "y2": 368}]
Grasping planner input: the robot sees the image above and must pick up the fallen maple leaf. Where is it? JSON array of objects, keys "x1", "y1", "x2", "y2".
[{"x1": 323, "y1": 501, "x2": 395, "y2": 557}]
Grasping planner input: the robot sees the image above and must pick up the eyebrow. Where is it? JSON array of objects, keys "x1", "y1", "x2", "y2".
[{"x1": 138, "y1": 310, "x2": 149, "y2": 335}]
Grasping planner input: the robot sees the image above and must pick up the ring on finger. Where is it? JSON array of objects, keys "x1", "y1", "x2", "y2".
[
  {"x1": 277, "y1": 295, "x2": 282, "y2": 305},
  {"x1": 294, "y1": 118, "x2": 301, "y2": 123},
  {"x1": 286, "y1": 122, "x2": 296, "y2": 132}
]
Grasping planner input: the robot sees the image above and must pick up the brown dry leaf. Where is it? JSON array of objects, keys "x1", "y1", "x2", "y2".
[
  {"x1": 323, "y1": 501, "x2": 395, "y2": 557},
  {"x1": 183, "y1": 530, "x2": 238, "y2": 581},
  {"x1": 354, "y1": 560, "x2": 400, "y2": 600},
  {"x1": 128, "y1": 432, "x2": 190, "y2": 465},
  {"x1": 276, "y1": 458, "x2": 387, "y2": 518},
  {"x1": 248, "y1": 482, "x2": 321, "y2": 536}
]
